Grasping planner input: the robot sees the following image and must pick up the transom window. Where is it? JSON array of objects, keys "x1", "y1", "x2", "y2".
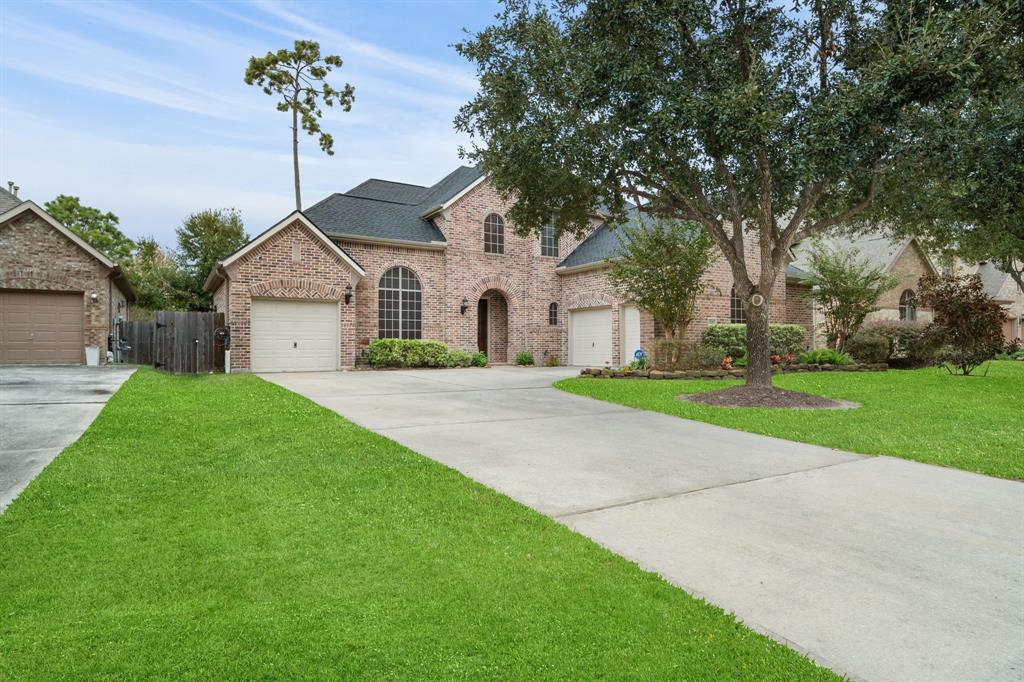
[
  {"x1": 541, "y1": 225, "x2": 559, "y2": 257},
  {"x1": 548, "y1": 302, "x2": 558, "y2": 326},
  {"x1": 378, "y1": 266, "x2": 422, "y2": 339},
  {"x1": 730, "y1": 286, "x2": 746, "y2": 324},
  {"x1": 484, "y1": 213, "x2": 505, "y2": 254},
  {"x1": 899, "y1": 289, "x2": 916, "y2": 321}
]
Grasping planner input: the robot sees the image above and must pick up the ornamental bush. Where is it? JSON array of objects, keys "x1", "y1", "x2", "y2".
[
  {"x1": 845, "y1": 331, "x2": 890, "y2": 364},
  {"x1": 471, "y1": 351, "x2": 488, "y2": 367},
  {"x1": 797, "y1": 348, "x2": 853, "y2": 365},
  {"x1": 651, "y1": 340, "x2": 724, "y2": 371},
  {"x1": 445, "y1": 349, "x2": 474, "y2": 367},
  {"x1": 918, "y1": 273, "x2": 1006, "y2": 375},
  {"x1": 702, "y1": 323, "x2": 806, "y2": 358},
  {"x1": 861, "y1": 320, "x2": 942, "y2": 368},
  {"x1": 366, "y1": 338, "x2": 405, "y2": 367},
  {"x1": 515, "y1": 351, "x2": 535, "y2": 366}
]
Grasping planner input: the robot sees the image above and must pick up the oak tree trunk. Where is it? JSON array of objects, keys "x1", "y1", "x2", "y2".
[
  {"x1": 745, "y1": 297, "x2": 773, "y2": 387},
  {"x1": 292, "y1": 105, "x2": 301, "y2": 211}
]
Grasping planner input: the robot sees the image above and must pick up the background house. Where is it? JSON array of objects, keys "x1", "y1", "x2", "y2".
[
  {"x1": 0, "y1": 185, "x2": 134, "y2": 365},
  {"x1": 954, "y1": 259, "x2": 1024, "y2": 342}
]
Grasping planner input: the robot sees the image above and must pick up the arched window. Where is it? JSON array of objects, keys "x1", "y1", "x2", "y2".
[
  {"x1": 541, "y1": 224, "x2": 559, "y2": 257},
  {"x1": 730, "y1": 286, "x2": 746, "y2": 324},
  {"x1": 899, "y1": 289, "x2": 916, "y2": 321},
  {"x1": 484, "y1": 213, "x2": 505, "y2": 254},
  {"x1": 378, "y1": 266, "x2": 422, "y2": 339},
  {"x1": 548, "y1": 302, "x2": 558, "y2": 326}
]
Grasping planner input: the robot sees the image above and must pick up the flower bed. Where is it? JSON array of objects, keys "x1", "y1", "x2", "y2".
[{"x1": 579, "y1": 362, "x2": 888, "y2": 379}]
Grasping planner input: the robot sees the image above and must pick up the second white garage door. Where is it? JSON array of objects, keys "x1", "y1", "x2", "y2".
[
  {"x1": 569, "y1": 307, "x2": 612, "y2": 366},
  {"x1": 251, "y1": 299, "x2": 339, "y2": 372}
]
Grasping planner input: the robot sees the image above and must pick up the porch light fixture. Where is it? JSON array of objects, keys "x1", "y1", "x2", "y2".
[
  {"x1": 89, "y1": 289, "x2": 99, "y2": 303},
  {"x1": 344, "y1": 282, "x2": 353, "y2": 304},
  {"x1": 460, "y1": 296, "x2": 469, "y2": 315}
]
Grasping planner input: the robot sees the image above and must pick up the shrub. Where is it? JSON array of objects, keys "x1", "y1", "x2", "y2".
[
  {"x1": 918, "y1": 273, "x2": 1006, "y2": 375},
  {"x1": 845, "y1": 331, "x2": 890, "y2": 364},
  {"x1": 733, "y1": 354, "x2": 748, "y2": 367},
  {"x1": 702, "y1": 323, "x2": 806, "y2": 358},
  {"x1": 471, "y1": 351, "x2": 488, "y2": 367},
  {"x1": 544, "y1": 355, "x2": 561, "y2": 367},
  {"x1": 862, "y1": 320, "x2": 941, "y2": 368},
  {"x1": 515, "y1": 351, "x2": 535, "y2": 366},
  {"x1": 367, "y1": 339, "x2": 448, "y2": 368},
  {"x1": 445, "y1": 349, "x2": 474, "y2": 367},
  {"x1": 651, "y1": 339, "x2": 723, "y2": 371},
  {"x1": 797, "y1": 348, "x2": 853, "y2": 365}
]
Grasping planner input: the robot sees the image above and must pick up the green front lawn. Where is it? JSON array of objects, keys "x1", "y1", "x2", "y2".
[
  {"x1": 557, "y1": 361, "x2": 1023, "y2": 479},
  {"x1": 0, "y1": 369, "x2": 835, "y2": 680}
]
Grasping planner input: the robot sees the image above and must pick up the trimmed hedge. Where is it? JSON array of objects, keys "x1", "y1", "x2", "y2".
[
  {"x1": 861, "y1": 320, "x2": 941, "y2": 368},
  {"x1": 651, "y1": 340, "x2": 724, "y2": 371},
  {"x1": 367, "y1": 339, "x2": 450, "y2": 368},
  {"x1": 702, "y1": 324, "x2": 806, "y2": 358},
  {"x1": 845, "y1": 331, "x2": 889, "y2": 364}
]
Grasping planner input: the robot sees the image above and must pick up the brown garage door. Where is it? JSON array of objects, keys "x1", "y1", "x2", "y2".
[{"x1": 0, "y1": 290, "x2": 84, "y2": 364}]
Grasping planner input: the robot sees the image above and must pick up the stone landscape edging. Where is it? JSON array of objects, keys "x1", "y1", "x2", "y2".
[{"x1": 579, "y1": 363, "x2": 889, "y2": 380}]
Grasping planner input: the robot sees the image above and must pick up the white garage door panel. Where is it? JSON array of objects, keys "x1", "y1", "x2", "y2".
[
  {"x1": 570, "y1": 307, "x2": 612, "y2": 366},
  {"x1": 620, "y1": 304, "x2": 641, "y2": 363},
  {"x1": 251, "y1": 299, "x2": 338, "y2": 372}
]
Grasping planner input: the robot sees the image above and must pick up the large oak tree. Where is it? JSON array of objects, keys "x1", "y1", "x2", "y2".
[{"x1": 455, "y1": 0, "x2": 1007, "y2": 386}]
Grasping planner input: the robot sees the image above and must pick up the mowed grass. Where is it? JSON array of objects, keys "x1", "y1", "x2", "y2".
[
  {"x1": 0, "y1": 369, "x2": 836, "y2": 680},
  {"x1": 557, "y1": 361, "x2": 1023, "y2": 479}
]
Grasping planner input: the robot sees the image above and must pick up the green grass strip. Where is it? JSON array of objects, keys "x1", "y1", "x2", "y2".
[{"x1": 0, "y1": 369, "x2": 836, "y2": 680}]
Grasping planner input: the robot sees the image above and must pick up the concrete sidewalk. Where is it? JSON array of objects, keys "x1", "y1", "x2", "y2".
[{"x1": 265, "y1": 367, "x2": 1024, "y2": 682}]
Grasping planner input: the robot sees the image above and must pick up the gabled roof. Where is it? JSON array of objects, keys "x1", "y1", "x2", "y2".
[
  {"x1": 789, "y1": 232, "x2": 941, "y2": 278},
  {"x1": 204, "y1": 211, "x2": 366, "y2": 292},
  {"x1": 961, "y1": 260, "x2": 1018, "y2": 302},
  {"x1": 0, "y1": 200, "x2": 115, "y2": 268},
  {"x1": 0, "y1": 186, "x2": 22, "y2": 213},
  {"x1": 305, "y1": 165, "x2": 484, "y2": 246}
]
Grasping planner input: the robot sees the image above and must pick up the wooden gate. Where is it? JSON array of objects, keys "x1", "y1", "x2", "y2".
[{"x1": 124, "y1": 312, "x2": 225, "y2": 373}]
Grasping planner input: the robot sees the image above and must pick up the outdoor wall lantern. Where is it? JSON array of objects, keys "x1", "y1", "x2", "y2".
[
  {"x1": 89, "y1": 289, "x2": 99, "y2": 303},
  {"x1": 460, "y1": 297, "x2": 469, "y2": 315},
  {"x1": 344, "y1": 282, "x2": 353, "y2": 305}
]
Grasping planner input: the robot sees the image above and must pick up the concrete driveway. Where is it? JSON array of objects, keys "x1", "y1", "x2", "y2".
[
  {"x1": 0, "y1": 365, "x2": 135, "y2": 511},
  {"x1": 265, "y1": 367, "x2": 1024, "y2": 682}
]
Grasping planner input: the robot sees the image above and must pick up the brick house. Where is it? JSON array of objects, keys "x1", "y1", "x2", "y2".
[
  {"x1": 206, "y1": 167, "x2": 787, "y2": 372},
  {"x1": 953, "y1": 259, "x2": 1024, "y2": 343},
  {"x1": 0, "y1": 186, "x2": 134, "y2": 365},
  {"x1": 786, "y1": 233, "x2": 941, "y2": 348}
]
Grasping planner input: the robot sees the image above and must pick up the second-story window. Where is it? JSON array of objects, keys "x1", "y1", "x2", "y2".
[
  {"x1": 484, "y1": 213, "x2": 505, "y2": 254},
  {"x1": 541, "y1": 224, "x2": 559, "y2": 257}
]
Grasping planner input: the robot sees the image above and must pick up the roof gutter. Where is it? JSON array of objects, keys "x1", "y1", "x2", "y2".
[
  {"x1": 203, "y1": 263, "x2": 228, "y2": 293},
  {"x1": 555, "y1": 260, "x2": 614, "y2": 276},
  {"x1": 330, "y1": 233, "x2": 447, "y2": 251}
]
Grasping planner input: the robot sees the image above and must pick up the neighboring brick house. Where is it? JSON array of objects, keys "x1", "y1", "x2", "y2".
[
  {"x1": 0, "y1": 186, "x2": 134, "y2": 365},
  {"x1": 206, "y1": 167, "x2": 788, "y2": 372},
  {"x1": 954, "y1": 259, "x2": 1024, "y2": 343},
  {"x1": 787, "y1": 233, "x2": 941, "y2": 348}
]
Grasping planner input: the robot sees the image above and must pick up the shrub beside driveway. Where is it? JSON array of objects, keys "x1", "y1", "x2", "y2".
[
  {"x1": 557, "y1": 361, "x2": 1023, "y2": 479},
  {"x1": 0, "y1": 369, "x2": 837, "y2": 680}
]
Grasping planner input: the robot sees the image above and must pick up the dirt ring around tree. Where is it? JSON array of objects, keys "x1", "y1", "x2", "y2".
[{"x1": 678, "y1": 386, "x2": 861, "y2": 410}]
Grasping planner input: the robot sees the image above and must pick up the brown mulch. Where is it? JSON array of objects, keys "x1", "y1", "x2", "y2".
[{"x1": 678, "y1": 385, "x2": 860, "y2": 410}]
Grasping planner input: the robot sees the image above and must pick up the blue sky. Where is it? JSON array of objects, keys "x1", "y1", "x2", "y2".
[{"x1": 0, "y1": 0, "x2": 499, "y2": 246}]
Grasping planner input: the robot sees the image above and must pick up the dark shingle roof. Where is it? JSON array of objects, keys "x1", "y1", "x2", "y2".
[
  {"x1": 557, "y1": 207, "x2": 652, "y2": 269},
  {"x1": 305, "y1": 166, "x2": 484, "y2": 245},
  {"x1": 0, "y1": 187, "x2": 23, "y2": 214}
]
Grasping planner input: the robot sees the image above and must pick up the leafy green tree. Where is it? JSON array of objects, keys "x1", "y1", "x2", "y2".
[
  {"x1": 801, "y1": 240, "x2": 898, "y2": 353},
  {"x1": 245, "y1": 40, "x2": 355, "y2": 210},
  {"x1": 607, "y1": 219, "x2": 716, "y2": 340},
  {"x1": 876, "y1": 24, "x2": 1023, "y2": 290},
  {"x1": 44, "y1": 195, "x2": 135, "y2": 263},
  {"x1": 918, "y1": 273, "x2": 1006, "y2": 375},
  {"x1": 176, "y1": 209, "x2": 248, "y2": 311},
  {"x1": 125, "y1": 237, "x2": 189, "y2": 312},
  {"x1": 455, "y1": 0, "x2": 1006, "y2": 387}
]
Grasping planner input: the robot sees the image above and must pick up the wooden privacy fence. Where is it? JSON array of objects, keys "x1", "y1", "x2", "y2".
[{"x1": 123, "y1": 311, "x2": 225, "y2": 373}]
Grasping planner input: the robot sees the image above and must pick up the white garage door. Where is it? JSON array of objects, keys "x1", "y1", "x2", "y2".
[
  {"x1": 569, "y1": 307, "x2": 612, "y2": 366},
  {"x1": 251, "y1": 299, "x2": 339, "y2": 372},
  {"x1": 620, "y1": 304, "x2": 641, "y2": 364}
]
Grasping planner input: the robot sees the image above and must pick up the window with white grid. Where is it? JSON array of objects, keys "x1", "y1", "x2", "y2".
[
  {"x1": 484, "y1": 213, "x2": 505, "y2": 254},
  {"x1": 378, "y1": 266, "x2": 422, "y2": 339}
]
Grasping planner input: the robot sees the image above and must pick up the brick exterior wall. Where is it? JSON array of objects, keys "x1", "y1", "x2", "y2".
[
  {"x1": 867, "y1": 241, "x2": 934, "y2": 323},
  {"x1": 0, "y1": 210, "x2": 121, "y2": 363},
  {"x1": 215, "y1": 219, "x2": 361, "y2": 371},
  {"x1": 785, "y1": 281, "x2": 814, "y2": 348}
]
